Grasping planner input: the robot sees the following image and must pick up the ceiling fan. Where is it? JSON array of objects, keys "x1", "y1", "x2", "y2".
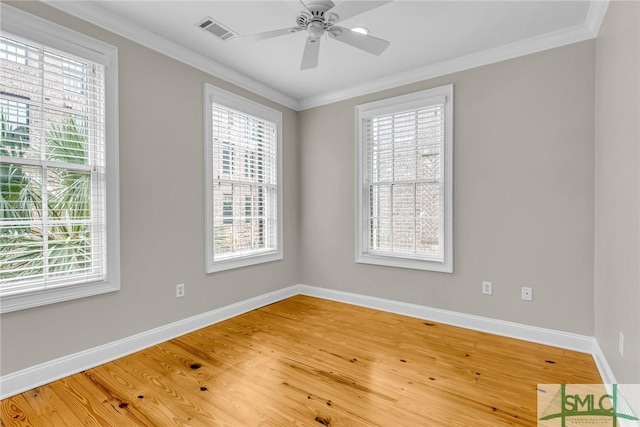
[{"x1": 234, "y1": 0, "x2": 391, "y2": 70}]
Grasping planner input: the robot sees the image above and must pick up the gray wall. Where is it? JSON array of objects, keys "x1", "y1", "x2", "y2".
[
  {"x1": 594, "y1": 0, "x2": 640, "y2": 383},
  {"x1": 299, "y1": 41, "x2": 596, "y2": 335},
  {"x1": 0, "y1": 1, "x2": 301, "y2": 375},
  {"x1": 5, "y1": 0, "x2": 634, "y2": 383}
]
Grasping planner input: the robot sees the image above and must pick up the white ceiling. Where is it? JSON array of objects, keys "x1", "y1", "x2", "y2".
[{"x1": 47, "y1": 1, "x2": 607, "y2": 110}]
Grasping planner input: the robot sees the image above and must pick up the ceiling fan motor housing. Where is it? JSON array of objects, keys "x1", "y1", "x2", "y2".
[
  {"x1": 296, "y1": 0, "x2": 338, "y2": 38},
  {"x1": 237, "y1": 0, "x2": 390, "y2": 70},
  {"x1": 304, "y1": 1, "x2": 336, "y2": 15}
]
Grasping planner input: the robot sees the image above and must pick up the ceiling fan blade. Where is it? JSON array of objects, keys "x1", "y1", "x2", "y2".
[
  {"x1": 329, "y1": 26, "x2": 390, "y2": 55},
  {"x1": 298, "y1": 0, "x2": 312, "y2": 13},
  {"x1": 327, "y1": 1, "x2": 391, "y2": 24},
  {"x1": 301, "y1": 36, "x2": 321, "y2": 70},
  {"x1": 234, "y1": 27, "x2": 302, "y2": 42}
]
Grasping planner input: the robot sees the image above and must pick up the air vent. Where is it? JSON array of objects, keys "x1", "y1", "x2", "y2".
[{"x1": 196, "y1": 17, "x2": 237, "y2": 41}]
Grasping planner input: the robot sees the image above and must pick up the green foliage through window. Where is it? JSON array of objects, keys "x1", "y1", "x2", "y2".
[{"x1": 1, "y1": 115, "x2": 93, "y2": 285}]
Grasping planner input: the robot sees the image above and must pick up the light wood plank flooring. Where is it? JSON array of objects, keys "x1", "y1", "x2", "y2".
[{"x1": 1, "y1": 295, "x2": 601, "y2": 426}]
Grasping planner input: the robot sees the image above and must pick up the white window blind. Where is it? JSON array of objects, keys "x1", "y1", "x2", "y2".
[
  {"x1": 204, "y1": 84, "x2": 282, "y2": 272},
  {"x1": 0, "y1": 31, "x2": 107, "y2": 295},
  {"x1": 357, "y1": 85, "x2": 453, "y2": 272}
]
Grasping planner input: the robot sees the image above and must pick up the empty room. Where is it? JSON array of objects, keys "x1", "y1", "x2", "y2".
[{"x1": 0, "y1": 0, "x2": 639, "y2": 425}]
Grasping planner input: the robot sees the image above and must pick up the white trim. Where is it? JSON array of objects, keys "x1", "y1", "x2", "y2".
[
  {"x1": 42, "y1": 1, "x2": 608, "y2": 112},
  {"x1": 43, "y1": 1, "x2": 298, "y2": 111},
  {"x1": 0, "y1": 282, "x2": 120, "y2": 314},
  {"x1": 203, "y1": 84, "x2": 284, "y2": 273},
  {"x1": 585, "y1": 0, "x2": 611, "y2": 36},
  {"x1": 355, "y1": 85, "x2": 453, "y2": 273},
  {"x1": 0, "y1": 286, "x2": 299, "y2": 400},
  {"x1": 591, "y1": 354, "x2": 638, "y2": 427},
  {"x1": 298, "y1": 23, "x2": 597, "y2": 110},
  {"x1": 0, "y1": 5, "x2": 121, "y2": 314},
  {"x1": 592, "y1": 339, "x2": 618, "y2": 384},
  {"x1": 0, "y1": 284, "x2": 612, "y2": 400},
  {"x1": 296, "y1": 285, "x2": 594, "y2": 353},
  {"x1": 1, "y1": 4, "x2": 117, "y2": 67}
]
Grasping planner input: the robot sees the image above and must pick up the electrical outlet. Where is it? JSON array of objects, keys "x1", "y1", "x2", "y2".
[
  {"x1": 521, "y1": 287, "x2": 533, "y2": 301},
  {"x1": 619, "y1": 332, "x2": 624, "y2": 357},
  {"x1": 176, "y1": 283, "x2": 185, "y2": 298},
  {"x1": 482, "y1": 281, "x2": 493, "y2": 295}
]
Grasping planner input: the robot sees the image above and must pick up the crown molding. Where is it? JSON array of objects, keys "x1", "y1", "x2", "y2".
[
  {"x1": 298, "y1": 21, "x2": 600, "y2": 110},
  {"x1": 43, "y1": 1, "x2": 300, "y2": 111},
  {"x1": 585, "y1": 0, "x2": 610, "y2": 35},
  {"x1": 42, "y1": 0, "x2": 608, "y2": 112}
]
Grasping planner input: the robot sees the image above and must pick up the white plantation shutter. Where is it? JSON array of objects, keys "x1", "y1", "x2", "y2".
[
  {"x1": 357, "y1": 86, "x2": 453, "y2": 272},
  {"x1": 0, "y1": 16, "x2": 116, "y2": 307},
  {"x1": 204, "y1": 85, "x2": 282, "y2": 272},
  {"x1": 364, "y1": 102, "x2": 444, "y2": 259}
]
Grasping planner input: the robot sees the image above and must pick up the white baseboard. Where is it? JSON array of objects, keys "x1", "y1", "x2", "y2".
[
  {"x1": 0, "y1": 286, "x2": 299, "y2": 400},
  {"x1": 592, "y1": 339, "x2": 618, "y2": 384},
  {"x1": 296, "y1": 285, "x2": 626, "y2": 392},
  {"x1": 1, "y1": 283, "x2": 616, "y2": 400},
  {"x1": 295, "y1": 284, "x2": 594, "y2": 353}
]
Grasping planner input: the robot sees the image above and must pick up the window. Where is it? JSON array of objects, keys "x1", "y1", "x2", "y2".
[
  {"x1": 0, "y1": 6, "x2": 119, "y2": 313},
  {"x1": 244, "y1": 153, "x2": 255, "y2": 179},
  {"x1": 244, "y1": 196, "x2": 252, "y2": 223},
  {"x1": 356, "y1": 85, "x2": 453, "y2": 272},
  {"x1": 222, "y1": 195, "x2": 233, "y2": 224},
  {"x1": 222, "y1": 142, "x2": 232, "y2": 175},
  {"x1": 204, "y1": 84, "x2": 282, "y2": 273},
  {"x1": 0, "y1": 97, "x2": 30, "y2": 148}
]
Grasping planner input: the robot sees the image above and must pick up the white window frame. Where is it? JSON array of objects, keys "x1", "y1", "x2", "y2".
[
  {"x1": 0, "y1": 5, "x2": 120, "y2": 313},
  {"x1": 204, "y1": 84, "x2": 283, "y2": 273},
  {"x1": 355, "y1": 85, "x2": 453, "y2": 273}
]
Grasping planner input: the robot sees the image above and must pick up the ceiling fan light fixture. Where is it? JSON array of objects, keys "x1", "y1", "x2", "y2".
[
  {"x1": 308, "y1": 21, "x2": 326, "y2": 38},
  {"x1": 235, "y1": 0, "x2": 391, "y2": 70},
  {"x1": 350, "y1": 26, "x2": 370, "y2": 35}
]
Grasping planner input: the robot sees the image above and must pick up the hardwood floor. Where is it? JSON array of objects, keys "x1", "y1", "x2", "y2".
[{"x1": 1, "y1": 295, "x2": 601, "y2": 426}]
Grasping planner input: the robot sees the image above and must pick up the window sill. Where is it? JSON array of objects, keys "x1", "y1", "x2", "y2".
[
  {"x1": 0, "y1": 280, "x2": 120, "y2": 314},
  {"x1": 356, "y1": 253, "x2": 452, "y2": 273},
  {"x1": 206, "y1": 250, "x2": 283, "y2": 273}
]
